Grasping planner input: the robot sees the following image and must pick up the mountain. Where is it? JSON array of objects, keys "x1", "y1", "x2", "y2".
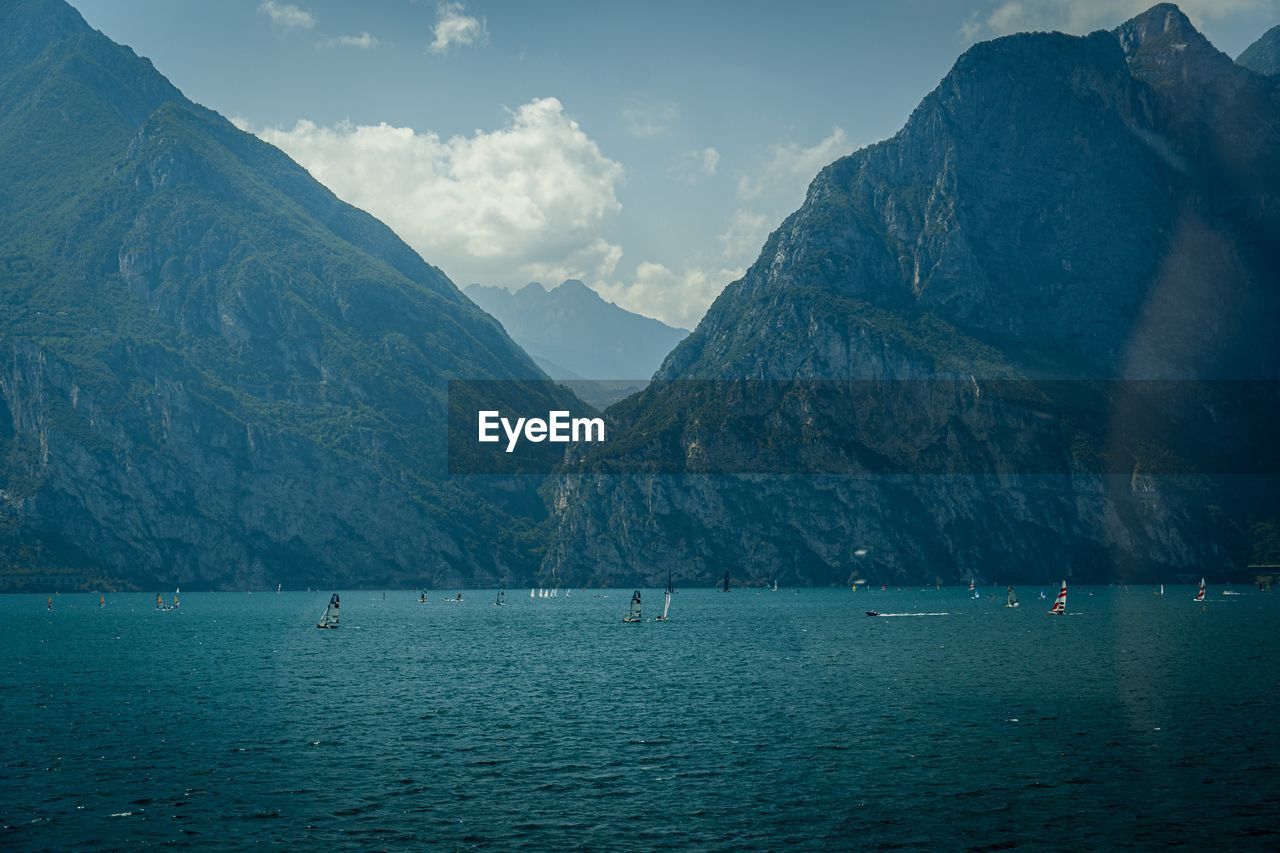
[
  {"x1": 1238, "y1": 24, "x2": 1280, "y2": 76},
  {"x1": 0, "y1": 0, "x2": 577, "y2": 591},
  {"x1": 464, "y1": 281, "x2": 689, "y2": 381},
  {"x1": 539, "y1": 4, "x2": 1280, "y2": 588}
]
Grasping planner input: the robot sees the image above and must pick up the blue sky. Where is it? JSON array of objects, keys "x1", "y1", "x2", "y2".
[{"x1": 72, "y1": 0, "x2": 1280, "y2": 327}]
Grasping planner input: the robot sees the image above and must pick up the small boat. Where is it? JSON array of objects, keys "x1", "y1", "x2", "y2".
[
  {"x1": 865, "y1": 610, "x2": 881, "y2": 617},
  {"x1": 494, "y1": 588, "x2": 505, "y2": 607},
  {"x1": 1194, "y1": 578, "x2": 1206, "y2": 603},
  {"x1": 316, "y1": 593, "x2": 340, "y2": 629},
  {"x1": 1005, "y1": 586, "x2": 1019, "y2": 608},
  {"x1": 1049, "y1": 580, "x2": 1067, "y2": 615},
  {"x1": 720, "y1": 570, "x2": 730, "y2": 593},
  {"x1": 623, "y1": 589, "x2": 643, "y2": 623},
  {"x1": 655, "y1": 572, "x2": 673, "y2": 622}
]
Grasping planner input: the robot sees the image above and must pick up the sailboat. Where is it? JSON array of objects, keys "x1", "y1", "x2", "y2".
[
  {"x1": 1194, "y1": 578, "x2": 1206, "y2": 602},
  {"x1": 530, "y1": 588, "x2": 535, "y2": 600},
  {"x1": 1005, "y1": 587, "x2": 1019, "y2": 608},
  {"x1": 316, "y1": 593, "x2": 340, "y2": 629},
  {"x1": 655, "y1": 573, "x2": 673, "y2": 622},
  {"x1": 1048, "y1": 580, "x2": 1067, "y2": 615},
  {"x1": 623, "y1": 589, "x2": 643, "y2": 623},
  {"x1": 494, "y1": 588, "x2": 505, "y2": 607},
  {"x1": 1154, "y1": 584, "x2": 1164, "y2": 596},
  {"x1": 720, "y1": 570, "x2": 730, "y2": 593}
]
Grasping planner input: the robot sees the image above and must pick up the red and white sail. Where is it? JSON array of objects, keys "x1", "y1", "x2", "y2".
[
  {"x1": 1049, "y1": 580, "x2": 1067, "y2": 615},
  {"x1": 1194, "y1": 578, "x2": 1206, "y2": 602}
]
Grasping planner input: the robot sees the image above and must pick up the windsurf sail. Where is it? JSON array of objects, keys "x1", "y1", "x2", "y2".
[
  {"x1": 721, "y1": 570, "x2": 730, "y2": 593},
  {"x1": 1006, "y1": 587, "x2": 1019, "y2": 608},
  {"x1": 624, "y1": 589, "x2": 643, "y2": 623},
  {"x1": 1049, "y1": 580, "x2": 1067, "y2": 615},
  {"x1": 495, "y1": 588, "x2": 505, "y2": 607},
  {"x1": 1195, "y1": 578, "x2": 1206, "y2": 602},
  {"x1": 317, "y1": 593, "x2": 340, "y2": 628}
]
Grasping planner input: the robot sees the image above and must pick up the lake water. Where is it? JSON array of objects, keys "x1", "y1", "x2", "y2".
[{"x1": 3, "y1": 586, "x2": 1278, "y2": 849}]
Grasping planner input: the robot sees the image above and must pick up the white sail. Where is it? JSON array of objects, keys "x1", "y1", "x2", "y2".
[
  {"x1": 1195, "y1": 578, "x2": 1206, "y2": 602},
  {"x1": 661, "y1": 588, "x2": 671, "y2": 620}
]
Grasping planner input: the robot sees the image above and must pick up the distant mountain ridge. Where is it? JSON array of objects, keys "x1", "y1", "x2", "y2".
[
  {"x1": 464, "y1": 280, "x2": 689, "y2": 381},
  {"x1": 0, "y1": 0, "x2": 574, "y2": 591},
  {"x1": 540, "y1": 4, "x2": 1280, "y2": 588},
  {"x1": 1238, "y1": 24, "x2": 1280, "y2": 76}
]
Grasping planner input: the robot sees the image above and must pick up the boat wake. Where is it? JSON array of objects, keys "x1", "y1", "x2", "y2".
[{"x1": 866, "y1": 611, "x2": 950, "y2": 617}]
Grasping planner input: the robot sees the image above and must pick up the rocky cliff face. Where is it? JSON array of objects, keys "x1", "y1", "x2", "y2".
[
  {"x1": 0, "y1": 0, "x2": 571, "y2": 591},
  {"x1": 540, "y1": 4, "x2": 1280, "y2": 588}
]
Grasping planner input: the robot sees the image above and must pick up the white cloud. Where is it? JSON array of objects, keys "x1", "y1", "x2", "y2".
[
  {"x1": 595, "y1": 262, "x2": 745, "y2": 330},
  {"x1": 258, "y1": 1, "x2": 315, "y2": 31},
  {"x1": 959, "y1": 0, "x2": 1277, "y2": 41},
  {"x1": 429, "y1": 2, "x2": 488, "y2": 54},
  {"x1": 736, "y1": 127, "x2": 853, "y2": 204},
  {"x1": 318, "y1": 32, "x2": 379, "y2": 49},
  {"x1": 253, "y1": 98, "x2": 624, "y2": 288},
  {"x1": 718, "y1": 210, "x2": 771, "y2": 261},
  {"x1": 670, "y1": 146, "x2": 720, "y2": 183},
  {"x1": 622, "y1": 100, "x2": 679, "y2": 138}
]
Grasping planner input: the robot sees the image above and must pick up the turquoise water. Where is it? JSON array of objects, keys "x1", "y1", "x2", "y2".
[{"x1": 3, "y1": 586, "x2": 1278, "y2": 849}]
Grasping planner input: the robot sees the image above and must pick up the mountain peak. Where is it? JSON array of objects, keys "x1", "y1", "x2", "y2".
[
  {"x1": 0, "y1": 0, "x2": 91, "y2": 64},
  {"x1": 1237, "y1": 24, "x2": 1280, "y2": 77},
  {"x1": 553, "y1": 278, "x2": 599, "y2": 299},
  {"x1": 1113, "y1": 3, "x2": 1230, "y2": 87}
]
